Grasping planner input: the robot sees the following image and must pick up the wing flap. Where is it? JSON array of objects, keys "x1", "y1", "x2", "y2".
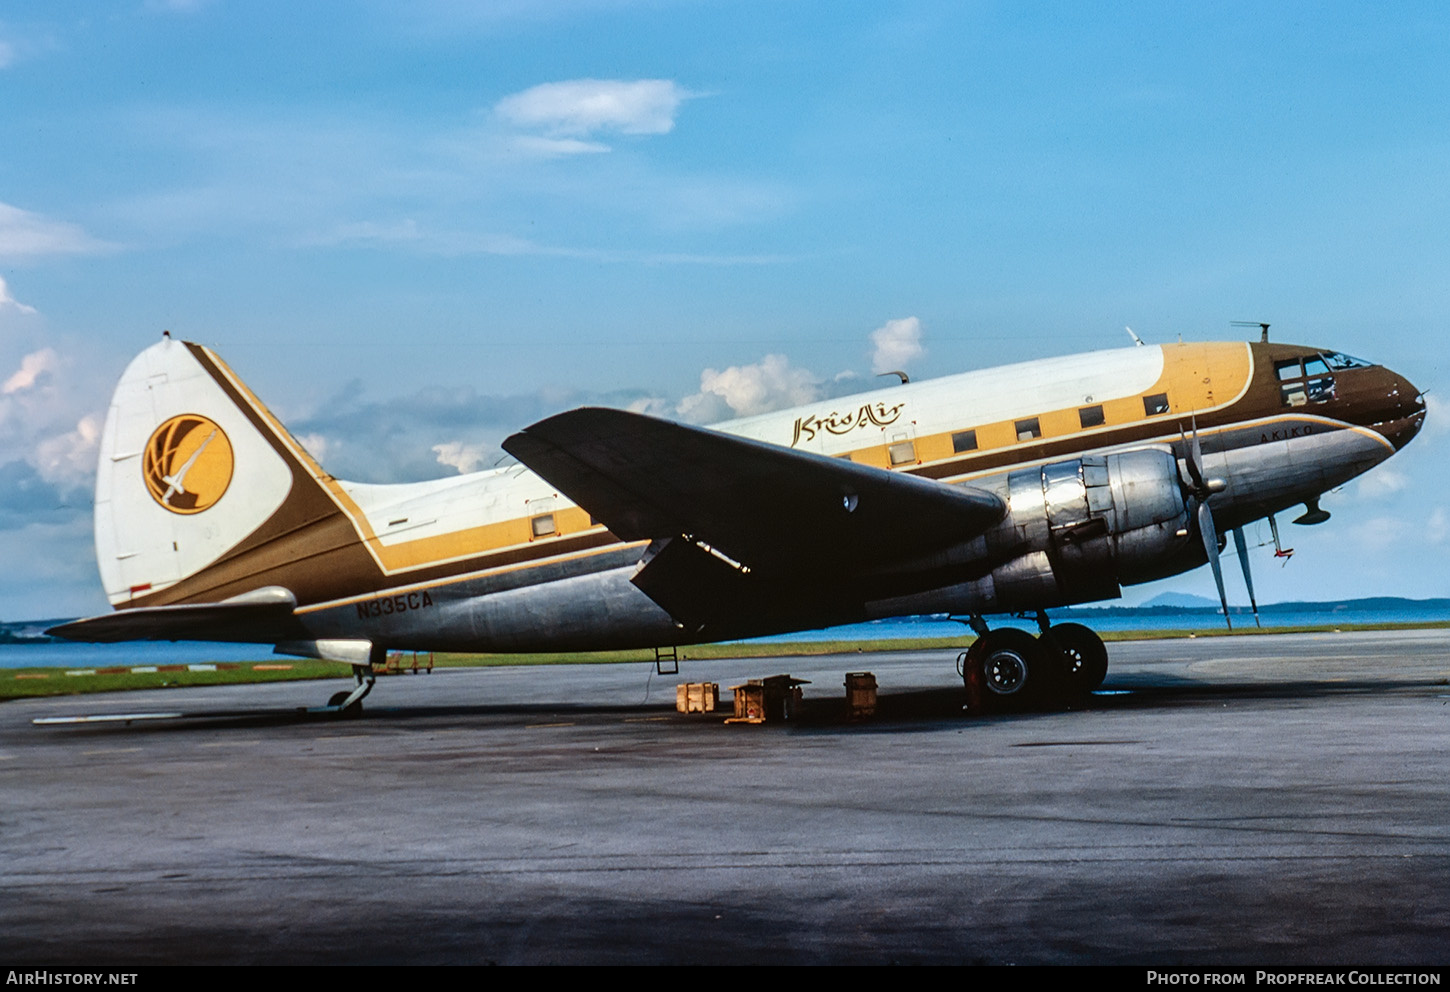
[{"x1": 503, "y1": 408, "x2": 1004, "y2": 576}]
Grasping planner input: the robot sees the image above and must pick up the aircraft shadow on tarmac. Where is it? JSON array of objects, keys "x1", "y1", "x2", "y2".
[{"x1": 32, "y1": 672, "x2": 1447, "y2": 737}]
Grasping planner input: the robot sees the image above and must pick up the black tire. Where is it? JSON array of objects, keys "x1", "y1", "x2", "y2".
[
  {"x1": 327, "y1": 690, "x2": 363, "y2": 718},
  {"x1": 969, "y1": 628, "x2": 1051, "y2": 711},
  {"x1": 1045, "y1": 622, "x2": 1108, "y2": 694}
]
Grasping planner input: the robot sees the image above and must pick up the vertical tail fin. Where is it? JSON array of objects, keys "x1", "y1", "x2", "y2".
[{"x1": 94, "y1": 335, "x2": 343, "y2": 607}]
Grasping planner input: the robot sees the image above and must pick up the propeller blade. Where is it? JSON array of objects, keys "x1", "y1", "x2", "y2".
[
  {"x1": 1233, "y1": 527, "x2": 1260, "y2": 628},
  {"x1": 1198, "y1": 500, "x2": 1232, "y2": 629},
  {"x1": 1180, "y1": 417, "x2": 1211, "y2": 496},
  {"x1": 1188, "y1": 416, "x2": 1208, "y2": 491}
]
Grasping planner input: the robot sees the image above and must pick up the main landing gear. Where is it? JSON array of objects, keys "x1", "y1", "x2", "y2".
[{"x1": 956, "y1": 612, "x2": 1108, "y2": 714}]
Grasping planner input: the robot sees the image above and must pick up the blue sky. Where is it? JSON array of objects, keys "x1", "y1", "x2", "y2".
[{"x1": 1, "y1": 1, "x2": 1447, "y2": 620}]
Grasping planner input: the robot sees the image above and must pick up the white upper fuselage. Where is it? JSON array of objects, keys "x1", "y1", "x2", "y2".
[{"x1": 342, "y1": 344, "x2": 1181, "y2": 561}]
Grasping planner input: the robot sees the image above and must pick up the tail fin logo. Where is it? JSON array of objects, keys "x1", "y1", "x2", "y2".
[{"x1": 142, "y1": 414, "x2": 234, "y2": 514}]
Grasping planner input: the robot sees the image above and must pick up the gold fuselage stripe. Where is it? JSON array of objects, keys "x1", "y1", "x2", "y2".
[{"x1": 209, "y1": 340, "x2": 1362, "y2": 599}]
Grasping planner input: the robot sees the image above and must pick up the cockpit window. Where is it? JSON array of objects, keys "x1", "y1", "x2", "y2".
[
  {"x1": 1322, "y1": 351, "x2": 1373, "y2": 371},
  {"x1": 1277, "y1": 357, "x2": 1336, "y2": 407}
]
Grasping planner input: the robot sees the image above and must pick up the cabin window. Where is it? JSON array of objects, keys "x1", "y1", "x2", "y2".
[
  {"x1": 951, "y1": 430, "x2": 977, "y2": 453},
  {"x1": 888, "y1": 441, "x2": 917, "y2": 465},
  {"x1": 1078, "y1": 405, "x2": 1105, "y2": 428},
  {"x1": 531, "y1": 513, "x2": 557, "y2": 538},
  {"x1": 1014, "y1": 418, "x2": 1041, "y2": 441},
  {"x1": 1143, "y1": 393, "x2": 1169, "y2": 416}
]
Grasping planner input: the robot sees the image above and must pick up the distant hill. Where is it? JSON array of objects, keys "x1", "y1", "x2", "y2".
[
  {"x1": 1138, "y1": 592, "x2": 1222, "y2": 609},
  {"x1": 1067, "y1": 596, "x2": 1450, "y2": 617}
]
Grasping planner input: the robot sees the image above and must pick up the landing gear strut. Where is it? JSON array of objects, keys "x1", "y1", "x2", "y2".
[
  {"x1": 957, "y1": 614, "x2": 1108, "y2": 713},
  {"x1": 324, "y1": 664, "x2": 375, "y2": 718}
]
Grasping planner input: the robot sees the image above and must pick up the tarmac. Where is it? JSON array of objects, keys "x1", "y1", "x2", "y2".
[{"x1": 2, "y1": 628, "x2": 1448, "y2": 965}]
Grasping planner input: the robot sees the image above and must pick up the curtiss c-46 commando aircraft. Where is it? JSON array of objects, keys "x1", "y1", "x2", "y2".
[{"x1": 50, "y1": 330, "x2": 1425, "y2": 714}]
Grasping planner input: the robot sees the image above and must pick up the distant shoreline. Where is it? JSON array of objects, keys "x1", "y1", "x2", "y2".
[{"x1": 5, "y1": 596, "x2": 1450, "y2": 646}]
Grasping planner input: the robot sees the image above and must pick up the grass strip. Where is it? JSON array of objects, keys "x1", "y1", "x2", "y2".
[
  {"x1": 1, "y1": 659, "x2": 350, "y2": 701},
  {"x1": 5, "y1": 620, "x2": 1447, "y2": 701}
]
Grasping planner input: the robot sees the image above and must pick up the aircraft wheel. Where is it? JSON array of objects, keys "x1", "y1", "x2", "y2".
[
  {"x1": 968, "y1": 628, "x2": 1050, "y2": 712},
  {"x1": 1046, "y1": 622, "x2": 1108, "y2": 694},
  {"x1": 327, "y1": 690, "x2": 363, "y2": 719}
]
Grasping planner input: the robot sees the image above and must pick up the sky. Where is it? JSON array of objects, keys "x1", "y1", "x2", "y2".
[{"x1": 2, "y1": 1, "x2": 1448, "y2": 621}]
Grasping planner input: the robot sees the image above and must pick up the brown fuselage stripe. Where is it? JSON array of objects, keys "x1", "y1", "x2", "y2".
[{"x1": 125, "y1": 340, "x2": 1406, "y2": 611}]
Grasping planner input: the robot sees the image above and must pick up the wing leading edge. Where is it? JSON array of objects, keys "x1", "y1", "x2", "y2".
[{"x1": 504, "y1": 408, "x2": 1006, "y2": 632}]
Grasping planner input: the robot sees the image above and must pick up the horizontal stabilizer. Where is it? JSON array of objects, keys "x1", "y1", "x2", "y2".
[
  {"x1": 47, "y1": 586, "x2": 303, "y2": 644},
  {"x1": 503, "y1": 408, "x2": 1005, "y2": 577}
]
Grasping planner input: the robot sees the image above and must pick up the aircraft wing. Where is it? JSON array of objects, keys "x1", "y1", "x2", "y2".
[
  {"x1": 503, "y1": 408, "x2": 1005, "y2": 577},
  {"x1": 47, "y1": 586, "x2": 305, "y2": 644}
]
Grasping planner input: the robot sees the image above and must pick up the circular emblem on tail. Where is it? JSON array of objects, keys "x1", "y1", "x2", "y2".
[{"x1": 142, "y1": 414, "x2": 234, "y2": 514}]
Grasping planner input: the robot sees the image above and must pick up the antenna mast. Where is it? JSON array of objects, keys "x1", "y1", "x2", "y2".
[{"x1": 1232, "y1": 320, "x2": 1271, "y2": 343}]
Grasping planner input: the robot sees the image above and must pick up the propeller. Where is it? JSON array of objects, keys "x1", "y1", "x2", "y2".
[
  {"x1": 1232, "y1": 526, "x2": 1261, "y2": 628},
  {"x1": 1181, "y1": 418, "x2": 1234, "y2": 628}
]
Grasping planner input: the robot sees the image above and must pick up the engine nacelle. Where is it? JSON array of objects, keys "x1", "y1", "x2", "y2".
[
  {"x1": 864, "y1": 446, "x2": 1191, "y2": 618},
  {"x1": 984, "y1": 446, "x2": 1190, "y2": 610}
]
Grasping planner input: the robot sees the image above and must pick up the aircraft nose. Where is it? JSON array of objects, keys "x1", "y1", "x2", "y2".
[{"x1": 1375, "y1": 367, "x2": 1426, "y2": 451}]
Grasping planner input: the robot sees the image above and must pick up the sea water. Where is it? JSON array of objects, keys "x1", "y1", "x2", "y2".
[{"x1": 4, "y1": 606, "x2": 1447, "y2": 668}]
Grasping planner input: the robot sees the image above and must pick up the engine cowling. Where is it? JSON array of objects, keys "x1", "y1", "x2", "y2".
[{"x1": 864, "y1": 447, "x2": 1192, "y2": 617}]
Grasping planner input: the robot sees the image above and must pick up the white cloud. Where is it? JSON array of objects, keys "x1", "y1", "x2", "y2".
[
  {"x1": 870, "y1": 316, "x2": 924, "y2": 376},
  {"x1": 677, "y1": 354, "x2": 822, "y2": 423},
  {"x1": 432, "y1": 440, "x2": 493, "y2": 475},
  {"x1": 1420, "y1": 393, "x2": 1449, "y2": 439},
  {"x1": 33, "y1": 414, "x2": 100, "y2": 490},
  {"x1": 305, "y1": 218, "x2": 423, "y2": 247},
  {"x1": 1427, "y1": 507, "x2": 1449, "y2": 545},
  {"x1": 301, "y1": 216, "x2": 794, "y2": 265},
  {"x1": 496, "y1": 79, "x2": 688, "y2": 140},
  {"x1": 506, "y1": 135, "x2": 611, "y2": 158},
  {"x1": 294, "y1": 432, "x2": 333, "y2": 466},
  {"x1": 1347, "y1": 515, "x2": 1410, "y2": 551},
  {"x1": 0, "y1": 276, "x2": 37, "y2": 315},
  {"x1": 3, "y1": 348, "x2": 58, "y2": 395},
  {"x1": 0, "y1": 202, "x2": 113, "y2": 259},
  {"x1": 624, "y1": 396, "x2": 674, "y2": 417},
  {"x1": 1357, "y1": 468, "x2": 1408, "y2": 499},
  {"x1": 673, "y1": 322, "x2": 925, "y2": 424}
]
